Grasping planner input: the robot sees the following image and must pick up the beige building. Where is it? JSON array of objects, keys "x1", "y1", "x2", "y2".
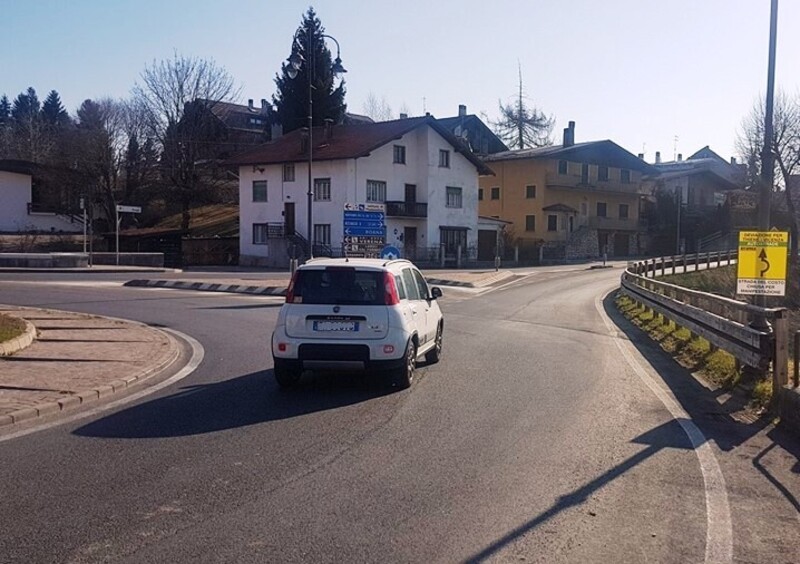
[{"x1": 478, "y1": 122, "x2": 657, "y2": 260}]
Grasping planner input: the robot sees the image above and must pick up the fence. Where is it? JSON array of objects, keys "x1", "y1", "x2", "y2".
[{"x1": 620, "y1": 251, "x2": 790, "y2": 394}]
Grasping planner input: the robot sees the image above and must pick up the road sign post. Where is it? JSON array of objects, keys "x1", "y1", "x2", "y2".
[
  {"x1": 736, "y1": 230, "x2": 788, "y2": 297},
  {"x1": 342, "y1": 203, "x2": 386, "y2": 258},
  {"x1": 115, "y1": 205, "x2": 142, "y2": 266}
]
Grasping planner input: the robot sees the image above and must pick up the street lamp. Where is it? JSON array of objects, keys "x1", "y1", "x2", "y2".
[{"x1": 285, "y1": 26, "x2": 346, "y2": 259}]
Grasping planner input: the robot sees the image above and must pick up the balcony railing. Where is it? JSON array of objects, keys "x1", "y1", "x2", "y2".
[
  {"x1": 545, "y1": 173, "x2": 642, "y2": 195},
  {"x1": 587, "y1": 216, "x2": 644, "y2": 231},
  {"x1": 386, "y1": 201, "x2": 428, "y2": 218}
]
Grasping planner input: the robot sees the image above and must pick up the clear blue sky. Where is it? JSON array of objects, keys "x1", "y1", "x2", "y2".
[{"x1": 3, "y1": 0, "x2": 798, "y2": 162}]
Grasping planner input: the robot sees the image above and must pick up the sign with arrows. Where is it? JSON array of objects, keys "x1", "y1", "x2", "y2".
[
  {"x1": 343, "y1": 203, "x2": 386, "y2": 256},
  {"x1": 736, "y1": 230, "x2": 788, "y2": 296}
]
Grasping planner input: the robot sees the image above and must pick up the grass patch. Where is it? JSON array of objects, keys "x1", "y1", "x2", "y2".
[
  {"x1": 0, "y1": 313, "x2": 26, "y2": 343},
  {"x1": 659, "y1": 265, "x2": 737, "y2": 298},
  {"x1": 615, "y1": 293, "x2": 745, "y2": 393}
]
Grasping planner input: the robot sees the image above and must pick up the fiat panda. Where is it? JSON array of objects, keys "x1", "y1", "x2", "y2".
[{"x1": 271, "y1": 258, "x2": 443, "y2": 389}]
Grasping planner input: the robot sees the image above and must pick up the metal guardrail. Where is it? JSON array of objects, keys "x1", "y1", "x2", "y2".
[{"x1": 620, "y1": 251, "x2": 790, "y2": 390}]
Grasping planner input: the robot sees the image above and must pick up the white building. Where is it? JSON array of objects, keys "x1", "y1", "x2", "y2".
[
  {"x1": 0, "y1": 160, "x2": 81, "y2": 233},
  {"x1": 232, "y1": 116, "x2": 494, "y2": 266}
]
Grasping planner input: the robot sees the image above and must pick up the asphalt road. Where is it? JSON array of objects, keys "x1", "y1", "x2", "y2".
[{"x1": 0, "y1": 268, "x2": 797, "y2": 563}]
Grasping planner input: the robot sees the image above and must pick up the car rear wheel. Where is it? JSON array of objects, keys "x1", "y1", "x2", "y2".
[
  {"x1": 425, "y1": 323, "x2": 443, "y2": 364},
  {"x1": 273, "y1": 359, "x2": 302, "y2": 388},
  {"x1": 392, "y1": 339, "x2": 416, "y2": 389}
]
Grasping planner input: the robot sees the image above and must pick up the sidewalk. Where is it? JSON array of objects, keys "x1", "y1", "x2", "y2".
[
  {"x1": 0, "y1": 305, "x2": 181, "y2": 428},
  {"x1": 123, "y1": 269, "x2": 518, "y2": 296}
]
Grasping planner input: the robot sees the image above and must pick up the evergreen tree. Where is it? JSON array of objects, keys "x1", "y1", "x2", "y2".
[
  {"x1": 41, "y1": 90, "x2": 70, "y2": 128},
  {"x1": 0, "y1": 95, "x2": 11, "y2": 158},
  {"x1": 492, "y1": 66, "x2": 554, "y2": 150},
  {"x1": 273, "y1": 7, "x2": 346, "y2": 133},
  {"x1": 0, "y1": 95, "x2": 10, "y2": 126},
  {"x1": 11, "y1": 87, "x2": 51, "y2": 161}
]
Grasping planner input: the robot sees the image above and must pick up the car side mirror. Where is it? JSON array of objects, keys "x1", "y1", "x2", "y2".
[{"x1": 430, "y1": 287, "x2": 442, "y2": 299}]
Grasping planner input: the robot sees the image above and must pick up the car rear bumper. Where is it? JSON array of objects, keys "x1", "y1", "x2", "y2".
[{"x1": 273, "y1": 356, "x2": 405, "y2": 373}]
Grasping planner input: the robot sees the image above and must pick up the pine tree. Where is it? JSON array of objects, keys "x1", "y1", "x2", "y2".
[
  {"x1": 41, "y1": 90, "x2": 70, "y2": 128},
  {"x1": 492, "y1": 66, "x2": 554, "y2": 150},
  {"x1": 0, "y1": 95, "x2": 11, "y2": 158},
  {"x1": 273, "y1": 7, "x2": 346, "y2": 133},
  {"x1": 11, "y1": 87, "x2": 51, "y2": 161}
]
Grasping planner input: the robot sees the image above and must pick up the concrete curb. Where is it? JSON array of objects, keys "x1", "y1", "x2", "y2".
[
  {"x1": 124, "y1": 279, "x2": 288, "y2": 296},
  {"x1": 0, "y1": 312, "x2": 183, "y2": 428},
  {"x1": 0, "y1": 316, "x2": 37, "y2": 357}
]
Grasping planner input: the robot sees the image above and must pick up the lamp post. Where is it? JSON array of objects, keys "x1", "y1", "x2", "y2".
[{"x1": 286, "y1": 26, "x2": 346, "y2": 259}]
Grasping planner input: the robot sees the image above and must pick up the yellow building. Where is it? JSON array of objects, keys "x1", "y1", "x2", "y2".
[{"x1": 478, "y1": 122, "x2": 657, "y2": 260}]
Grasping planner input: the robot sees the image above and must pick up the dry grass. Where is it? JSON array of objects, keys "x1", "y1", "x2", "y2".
[{"x1": 0, "y1": 314, "x2": 26, "y2": 343}]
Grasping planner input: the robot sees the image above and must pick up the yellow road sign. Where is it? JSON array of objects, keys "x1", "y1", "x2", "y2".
[{"x1": 736, "y1": 230, "x2": 789, "y2": 296}]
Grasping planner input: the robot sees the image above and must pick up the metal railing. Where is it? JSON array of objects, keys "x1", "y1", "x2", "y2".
[
  {"x1": 620, "y1": 251, "x2": 790, "y2": 391},
  {"x1": 385, "y1": 201, "x2": 428, "y2": 218}
]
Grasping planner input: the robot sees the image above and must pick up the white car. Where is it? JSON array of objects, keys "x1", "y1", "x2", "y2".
[{"x1": 271, "y1": 257, "x2": 444, "y2": 389}]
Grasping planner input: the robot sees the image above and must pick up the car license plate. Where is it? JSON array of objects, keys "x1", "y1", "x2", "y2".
[{"x1": 313, "y1": 321, "x2": 358, "y2": 332}]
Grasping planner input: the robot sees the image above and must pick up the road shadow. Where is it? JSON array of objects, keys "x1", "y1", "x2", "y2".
[
  {"x1": 602, "y1": 292, "x2": 800, "y2": 514},
  {"x1": 73, "y1": 370, "x2": 396, "y2": 439},
  {"x1": 194, "y1": 303, "x2": 283, "y2": 310},
  {"x1": 465, "y1": 419, "x2": 695, "y2": 562}
]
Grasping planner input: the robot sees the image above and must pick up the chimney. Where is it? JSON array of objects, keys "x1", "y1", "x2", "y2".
[
  {"x1": 323, "y1": 118, "x2": 333, "y2": 142},
  {"x1": 399, "y1": 113, "x2": 408, "y2": 119},
  {"x1": 261, "y1": 99, "x2": 269, "y2": 114},
  {"x1": 677, "y1": 153, "x2": 683, "y2": 162},
  {"x1": 730, "y1": 157, "x2": 737, "y2": 165},
  {"x1": 248, "y1": 99, "x2": 254, "y2": 111},
  {"x1": 562, "y1": 120, "x2": 575, "y2": 147},
  {"x1": 458, "y1": 104, "x2": 467, "y2": 117},
  {"x1": 655, "y1": 151, "x2": 661, "y2": 164},
  {"x1": 637, "y1": 153, "x2": 644, "y2": 159}
]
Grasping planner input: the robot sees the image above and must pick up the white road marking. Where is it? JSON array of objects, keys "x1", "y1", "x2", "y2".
[
  {"x1": 595, "y1": 292, "x2": 733, "y2": 564},
  {"x1": 0, "y1": 327, "x2": 204, "y2": 443}
]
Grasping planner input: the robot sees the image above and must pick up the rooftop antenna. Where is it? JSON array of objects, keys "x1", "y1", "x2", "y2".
[{"x1": 673, "y1": 135, "x2": 679, "y2": 161}]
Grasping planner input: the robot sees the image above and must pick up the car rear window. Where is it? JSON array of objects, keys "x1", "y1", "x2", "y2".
[{"x1": 293, "y1": 268, "x2": 384, "y2": 305}]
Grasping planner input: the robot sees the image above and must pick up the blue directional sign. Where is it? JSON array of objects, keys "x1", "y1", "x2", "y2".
[
  {"x1": 380, "y1": 245, "x2": 401, "y2": 260},
  {"x1": 344, "y1": 226, "x2": 385, "y2": 237},
  {"x1": 343, "y1": 203, "x2": 386, "y2": 257}
]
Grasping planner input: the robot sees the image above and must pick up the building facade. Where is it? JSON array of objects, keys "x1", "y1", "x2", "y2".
[
  {"x1": 478, "y1": 122, "x2": 657, "y2": 260},
  {"x1": 232, "y1": 116, "x2": 493, "y2": 266}
]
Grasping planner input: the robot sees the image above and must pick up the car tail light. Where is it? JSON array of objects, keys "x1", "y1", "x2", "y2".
[
  {"x1": 277, "y1": 342, "x2": 287, "y2": 352},
  {"x1": 285, "y1": 271, "x2": 299, "y2": 303},
  {"x1": 383, "y1": 272, "x2": 399, "y2": 305}
]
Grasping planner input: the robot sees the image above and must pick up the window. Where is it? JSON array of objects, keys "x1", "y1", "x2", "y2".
[
  {"x1": 446, "y1": 186, "x2": 463, "y2": 208},
  {"x1": 621, "y1": 169, "x2": 631, "y2": 184},
  {"x1": 252, "y1": 180, "x2": 267, "y2": 202},
  {"x1": 619, "y1": 203, "x2": 629, "y2": 219},
  {"x1": 491, "y1": 187, "x2": 500, "y2": 200},
  {"x1": 253, "y1": 223, "x2": 268, "y2": 244},
  {"x1": 313, "y1": 178, "x2": 331, "y2": 201},
  {"x1": 394, "y1": 275, "x2": 407, "y2": 300},
  {"x1": 558, "y1": 160, "x2": 568, "y2": 175},
  {"x1": 366, "y1": 179, "x2": 386, "y2": 202},
  {"x1": 597, "y1": 202, "x2": 607, "y2": 217},
  {"x1": 526, "y1": 185, "x2": 537, "y2": 199},
  {"x1": 525, "y1": 215, "x2": 536, "y2": 232},
  {"x1": 313, "y1": 224, "x2": 331, "y2": 245},
  {"x1": 393, "y1": 145, "x2": 406, "y2": 164},
  {"x1": 283, "y1": 164, "x2": 295, "y2": 182},
  {"x1": 598, "y1": 165, "x2": 609, "y2": 181},
  {"x1": 440, "y1": 227, "x2": 467, "y2": 255},
  {"x1": 547, "y1": 215, "x2": 558, "y2": 232},
  {"x1": 478, "y1": 188, "x2": 484, "y2": 201},
  {"x1": 412, "y1": 269, "x2": 429, "y2": 300},
  {"x1": 402, "y1": 268, "x2": 421, "y2": 300},
  {"x1": 439, "y1": 149, "x2": 450, "y2": 168}
]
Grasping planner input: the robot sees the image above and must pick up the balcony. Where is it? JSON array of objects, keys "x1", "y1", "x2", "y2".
[
  {"x1": 386, "y1": 201, "x2": 427, "y2": 218},
  {"x1": 587, "y1": 216, "x2": 644, "y2": 231},
  {"x1": 545, "y1": 173, "x2": 642, "y2": 195}
]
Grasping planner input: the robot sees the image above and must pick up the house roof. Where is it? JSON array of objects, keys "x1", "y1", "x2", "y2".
[
  {"x1": 0, "y1": 159, "x2": 37, "y2": 176},
  {"x1": 687, "y1": 145, "x2": 728, "y2": 164},
  {"x1": 542, "y1": 203, "x2": 579, "y2": 213},
  {"x1": 435, "y1": 114, "x2": 509, "y2": 154},
  {"x1": 484, "y1": 140, "x2": 658, "y2": 175},
  {"x1": 650, "y1": 156, "x2": 743, "y2": 189},
  {"x1": 227, "y1": 115, "x2": 495, "y2": 175}
]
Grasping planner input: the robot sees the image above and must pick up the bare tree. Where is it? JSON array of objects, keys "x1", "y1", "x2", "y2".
[
  {"x1": 132, "y1": 53, "x2": 240, "y2": 229},
  {"x1": 362, "y1": 92, "x2": 393, "y2": 122},
  {"x1": 737, "y1": 91, "x2": 800, "y2": 265},
  {"x1": 492, "y1": 65, "x2": 554, "y2": 149}
]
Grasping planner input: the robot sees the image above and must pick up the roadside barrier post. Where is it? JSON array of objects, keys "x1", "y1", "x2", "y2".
[{"x1": 773, "y1": 310, "x2": 789, "y2": 389}]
